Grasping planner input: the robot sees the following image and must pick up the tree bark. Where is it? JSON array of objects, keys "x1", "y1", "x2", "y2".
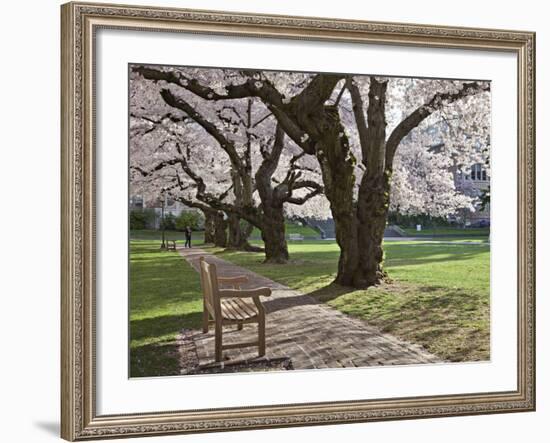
[
  {"x1": 315, "y1": 130, "x2": 361, "y2": 286},
  {"x1": 203, "y1": 210, "x2": 227, "y2": 247},
  {"x1": 355, "y1": 174, "x2": 390, "y2": 286},
  {"x1": 212, "y1": 211, "x2": 228, "y2": 248},
  {"x1": 254, "y1": 124, "x2": 291, "y2": 263},
  {"x1": 227, "y1": 214, "x2": 255, "y2": 250},
  {"x1": 261, "y1": 212, "x2": 288, "y2": 264},
  {"x1": 203, "y1": 211, "x2": 215, "y2": 244}
]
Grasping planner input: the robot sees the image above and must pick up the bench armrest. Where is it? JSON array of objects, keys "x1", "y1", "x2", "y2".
[
  {"x1": 219, "y1": 287, "x2": 271, "y2": 299},
  {"x1": 217, "y1": 275, "x2": 249, "y2": 286}
]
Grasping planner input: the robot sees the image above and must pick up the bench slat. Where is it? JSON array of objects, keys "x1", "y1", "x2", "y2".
[{"x1": 221, "y1": 298, "x2": 258, "y2": 320}]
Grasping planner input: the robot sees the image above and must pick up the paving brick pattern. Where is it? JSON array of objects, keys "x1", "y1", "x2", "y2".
[{"x1": 177, "y1": 247, "x2": 441, "y2": 374}]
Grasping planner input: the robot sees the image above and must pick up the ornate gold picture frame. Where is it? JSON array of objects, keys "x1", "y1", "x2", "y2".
[{"x1": 61, "y1": 1, "x2": 535, "y2": 440}]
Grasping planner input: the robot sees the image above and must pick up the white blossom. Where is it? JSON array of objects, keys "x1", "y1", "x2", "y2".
[{"x1": 130, "y1": 65, "x2": 490, "y2": 222}]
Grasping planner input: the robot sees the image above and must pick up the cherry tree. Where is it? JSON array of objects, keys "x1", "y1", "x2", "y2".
[
  {"x1": 130, "y1": 120, "x2": 233, "y2": 248},
  {"x1": 130, "y1": 70, "x2": 325, "y2": 262},
  {"x1": 133, "y1": 66, "x2": 490, "y2": 286},
  {"x1": 130, "y1": 77, "x2": 233, "y2": 247}
]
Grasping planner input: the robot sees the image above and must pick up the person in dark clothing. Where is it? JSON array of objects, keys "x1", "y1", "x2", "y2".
[{"x1": 184, "y1": 226, "x2": 192, "y2": 248}]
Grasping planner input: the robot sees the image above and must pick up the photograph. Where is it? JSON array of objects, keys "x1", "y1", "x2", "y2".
[{"x1": 128, "y1": 64, "x2": 492, "y2": 378}]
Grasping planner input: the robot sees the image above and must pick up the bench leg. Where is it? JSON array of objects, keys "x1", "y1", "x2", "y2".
[
  {"x1": 237, "y1": 322, "x2": 243, "y2": 331},
  {"x1": 202, "y1": 306, "x2": 209, "y2": 333},
  {"x1": 215, "y1": 322, "x2": 223, "y2": 362},
  {"x1": 258, "y1": 319, "x2": 265, "y2": 357}
]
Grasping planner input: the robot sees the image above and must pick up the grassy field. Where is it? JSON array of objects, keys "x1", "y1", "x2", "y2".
[
  {"x1": 216, "y1": 240, "x2": 490, "y2": 362},
  {"x1": 129, "y1": 238, "x2": 490, "y2": 376},
  {"x1": 401, "y1": 226, "x2": 490, "y2": 237},
  {"x1": 131, "y1": 222, "x2": 317, "y2": 242},
  {"x1": 129, "y1": 240, "x2": 203, "y2": 377},
  {"x1": 251, "y1": 222, "x2": 319, "y2": 239},
  {"x1": 131, "y1": 229, "x2": 205, "y2": 243}
]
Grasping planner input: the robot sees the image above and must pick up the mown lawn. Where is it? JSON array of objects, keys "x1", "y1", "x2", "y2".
[
  {"x1": 129, "y1": 240, "x2": 202, "y2": 377},
  {"x1": 130, "y1": 229, "x2": 205, "y2": 243},
  {"x1": 250, "y1": 222, "x2": 320, "y2": 239},
  {"x1": 401, "y1": 226, "x2": 490, "y2": 237},
  {"x1": 129, "y1": 238, "x2": 490, "y2": 377},
  {"x1": 216, "y1": 240, "x2": 490, "y2": 362}
]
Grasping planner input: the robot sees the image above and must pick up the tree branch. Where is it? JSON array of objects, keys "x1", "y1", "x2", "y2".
[
  {"x1": 346, "y1": 77, "x2": 369, "y2": 165},
  {"x1": 285, "y1": 184, "x2": 324, "y2": 205},
  {"x1": 173, "y1": 144, "x2": 262, "y2": 226},
  {"x1": 134, "y1": 65, "x2": 317, "y2": 154},
  {"x1": 159, "y1": 89, "x2": 244, "y2": 173},
  {"x1": 130, "y1": 158, "x2": 180, "y2": 177}
]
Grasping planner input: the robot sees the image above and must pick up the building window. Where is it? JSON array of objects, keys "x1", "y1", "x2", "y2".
[
  {"x1": 470, "y1": 163, "x2": 488, "y2": 181},
  {"x1": 130, "y1": 195, "x2": 144, "y2": 208}
]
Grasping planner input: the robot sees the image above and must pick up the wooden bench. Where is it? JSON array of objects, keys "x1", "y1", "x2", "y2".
[
  {"x1": 166, "y1": 240, "x2": 177, "y2": 251},
  {"x1": 288, "y1": 233, "x2": 304, "y2": 241},
  {"x1": 199, "y1": 257, "x2": 271, "y2": 362}
]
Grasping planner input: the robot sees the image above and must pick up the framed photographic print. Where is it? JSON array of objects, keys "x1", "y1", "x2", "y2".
[{"x1": 61, "y1": 1, "x2": 536, "y2": 440}]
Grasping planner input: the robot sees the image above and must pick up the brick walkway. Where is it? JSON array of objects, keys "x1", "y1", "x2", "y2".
[{"x1": 176, "y1": 247, "x2": 441, "y2": 374}]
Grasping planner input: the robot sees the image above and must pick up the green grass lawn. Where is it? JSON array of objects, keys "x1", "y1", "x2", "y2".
[
  {"x1": 131, "y1": 229, "x2": 205, "y2": 243},
  {"x1": 129, "y1": 238, "x2": 490, "y2": 376},
  {"x1": 401, "y1": 226, "x2": 490, "y2": 237},
  {"x1": 251, "y1": 222, "x2": 320, "y2": 239},
  {"x1": 129, "y1": 240, "x2": 203, "y2": 377},
  {"x1": 215, "y1": 240, "x2": 490, "y2": 362}
]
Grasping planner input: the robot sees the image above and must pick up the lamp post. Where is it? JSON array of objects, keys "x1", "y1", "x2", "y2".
[{"x1": 160, "y1": 189, "x2": 166, "y2": 249}]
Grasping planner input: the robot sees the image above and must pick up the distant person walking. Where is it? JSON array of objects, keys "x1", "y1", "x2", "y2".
[{"x1": 184, "y1": 226, "x2": 192, "y2": 248}]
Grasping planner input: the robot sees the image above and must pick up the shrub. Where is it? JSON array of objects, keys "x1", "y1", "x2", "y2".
[
  {"x1": 175, "y1": 210, "x2": 203, "y2": 231},
  {"x1": 160, "y1": 213, "x2": 177, "y2": 231},
  {"x1": 387, "y1": 212, "x2": 453, "y2": 228},
  {"x1": 130, "y1": 208, "x2": 156, "y2": 230}
]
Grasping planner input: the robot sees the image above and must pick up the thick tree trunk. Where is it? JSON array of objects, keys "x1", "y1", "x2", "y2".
[
  {"x1": 311, "y1": 105, "x2": 388, "y2": 288},
  {"x1": 312, "y1": 116, "x2": 362, "y2": 286},
  {"x1": 202, "y1": 210, "x2": 227, "y2": 247},
  {"x1": 203, "y1": 211, "x2": 215, "y2": 244},
  {"x1": 227, "y1": 214, "x2": 255, "y2": 250},
  {"x1": 261, "y1": 204, "x2": 289, "y2": 264},
  {"x1": 354, "y1": 174, "x2": 390, "y2": 286},
  {"x1": 322, "y1": 78, "x2": 389, "y2": 288},
  {"x1": 254, "y1": 124, "x2": 290, "y2": 264},
  {"x1": 212, "y1": 212, "x2": 227, "y2": 248},
  {"x1": 329, "y1": 174, "x2": 389, "y2": 288}
]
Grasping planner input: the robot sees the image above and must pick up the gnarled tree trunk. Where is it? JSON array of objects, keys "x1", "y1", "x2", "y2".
[
  {"x1": 314, "y1": 126, "x2": 362, "y2": 286},
  {"x1": 260, "y1": 203, "x2": 288, "y2": 264},
  {"x1": 203, "y1": 211, "x2": 215, "y2": 244},
  {"x1": 227, "y1": 214, "x2": 254, "y2": 250},
  {"x1": 355, "y1": 174, "x2": 390, "y2": 286},
  {"x1": 203, "y1": 209, "x2": 227, "y2": 247},
  {"x1": 327, "y1": 78, "x2": 390, "y2": 287},
  {"x1": 212, "y1": 211, "x2": 228, "y2": 248}
]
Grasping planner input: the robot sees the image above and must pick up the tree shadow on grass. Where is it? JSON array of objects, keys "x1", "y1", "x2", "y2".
[
  {"x1": 384, "y1": 248, "x2": 488, "y2": 267},
  {"x1": 130, "y1": 254, "x2": 184, "y2": 264},
  {"x1": 306, "y1": 283, "x2": 358, "y2": 302},
  {"x1": 130, "y1": 311, "x2": 202, "y2": 342},
  {"x1": 130, "y1": 341, "x2": 181, "y2": 378},
  {"x1": 129, "y1": 311, "x2": 203, "y2": 378},
  {"x1": 308, "y1": 281, "x2": 490, "y2": 362}
]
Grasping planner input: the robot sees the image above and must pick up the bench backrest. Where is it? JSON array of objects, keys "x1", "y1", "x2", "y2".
[{"x1": 199, "y1": 257, "x2": 221, "y2": 318}]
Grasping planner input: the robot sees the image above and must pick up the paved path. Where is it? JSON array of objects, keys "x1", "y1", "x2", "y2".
[{"x1": 176, "y1": 247, "x2": 441, "y2": 374}]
